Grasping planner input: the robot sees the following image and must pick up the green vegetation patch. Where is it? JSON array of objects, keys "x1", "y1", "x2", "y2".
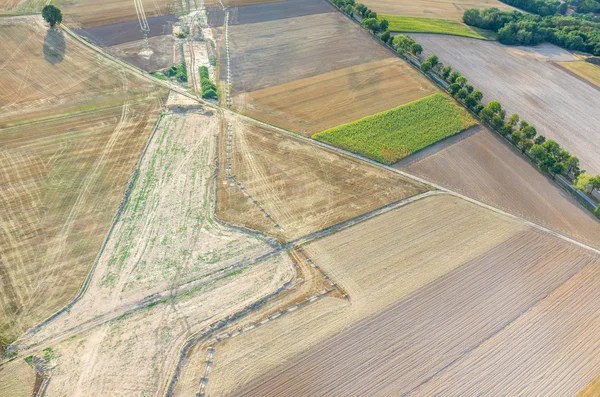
[
  {"x1": 381, "y1": 15, "x2": 488, "y2": 39},
  {"x1": 313, "y1": 93, "x2": 477, "y2": 164}
]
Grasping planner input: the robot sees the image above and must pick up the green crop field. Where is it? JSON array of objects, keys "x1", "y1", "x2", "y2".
[
  {"x1": 382, "y1": 15, "x2": 494, "y2": 40},
  {"x1": 313, "y1": 93, "x2": 477, "y2": 164}
]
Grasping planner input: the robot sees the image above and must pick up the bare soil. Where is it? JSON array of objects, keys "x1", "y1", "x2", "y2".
[
  {"x1": 220, "y1": 10, "x2": 393, "y2": 93},
  {"x1": 411, "y1": 35, "x2": 600, "y2": 174},
  {"x1": 397, "y1": 125, "x2": 600, "y2": 248},
  {"x1": 360, "y1": 0, "x2": 515, "y2": 20},
  {"x1": 228, "y1": 0, "x2": 332, "y2": 25},
  {"x1": 236, "y1": 57, "x2": 438, "y2": 135},
  {"x1": 73, "y1": 15, "x2": 177, "y2": 47},
  {"x1": 226, "y1": 228, "x2": 600, "y2": 396},
  {"x1": 53, "y1": 0, "x2": 184, "y2": 28},
  {"x1": 105, "y1": 35, "x2": 175, "y2": 72},
  {"x1": 216, "y1": 115, "x2": 429, "y2": 241},
  {"x1": 206, "y1": 194, "x2": 527, "y2": 395}
]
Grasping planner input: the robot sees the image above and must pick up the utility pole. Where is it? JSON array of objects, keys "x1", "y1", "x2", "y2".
[{"x1": 133, "y1": 0, "x2": 150, "y2": 52}]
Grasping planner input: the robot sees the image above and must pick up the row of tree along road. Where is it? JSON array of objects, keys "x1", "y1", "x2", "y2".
[{"x1": 330, "y1": 0, "x2": 600, "y2": 218}]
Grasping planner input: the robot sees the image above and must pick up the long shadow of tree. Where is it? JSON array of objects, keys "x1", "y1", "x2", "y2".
[{"x1": 43, "y1": 28, "x2": 66, "y2": 64}]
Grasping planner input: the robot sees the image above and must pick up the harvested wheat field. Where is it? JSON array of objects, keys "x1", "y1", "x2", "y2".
[
  {"x1": 0, "y1": 98, "x2": 163, "y2": 348},
  {"x1": 0, "y1": 359, "x2": 36, "y2": 397},
  {"x1": 6, "y1": 101, "x2": 296, "y2": 397},
  {"x1": 0, "y1": 15, "x2": 167, "y2": 347},
  {"x1": 222, "y1": 7, "x2": 392, "y2": 93},
  {"x1": 15, "y1": 103, "x2": 288, "y2": 350},
  {"x1": 236, "y1": 57, "x2": 437, "y2": 136},
  {"x1": 0, "y1": 0, "x2": 44, "y2": 14},
  {"x1": 216, "y1": 115, "x2": 430, "y2": 241},
  {"x1": 557, "y1": 60, "x2": 600, "y2": 88},
  {"x1": 225, "y1": 228, "x2": 600, "y2": 396},
  {"x1": 359, "y1": 0, "x2": 515, "y2": 20},
  {"x1": 412, "y1": 35, "x2": 600, "y2": 174},
  {"x1": 0, "y1": 16, "x2": 162, "y2": 127},
  {"x1": 398, "y1": 126, "x2": 600, "y2": 248},
  {"x1": 205, "y1": 194, "x2": 537, "y2": 396}
]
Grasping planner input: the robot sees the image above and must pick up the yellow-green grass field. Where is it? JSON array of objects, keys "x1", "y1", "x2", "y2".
[
  {"x1": 382, "y1": 15, "x2": 495, "y2": 39},
  {"x1": 313, "y1": 93, "x2": 477, "y2": 164}
]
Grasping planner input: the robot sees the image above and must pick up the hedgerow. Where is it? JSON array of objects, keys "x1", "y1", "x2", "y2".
[{"x1": 199, "y1": 66, "x2": 218, "y2": 99}]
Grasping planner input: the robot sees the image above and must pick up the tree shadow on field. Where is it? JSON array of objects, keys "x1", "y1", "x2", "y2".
[{"x1": 43, "y1": 28, "x2": 66, "y2": 64}]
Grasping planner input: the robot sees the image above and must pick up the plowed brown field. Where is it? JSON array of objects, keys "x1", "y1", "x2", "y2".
[
  {"x1": 52, "y1": 0, "x2": 181, "y2": 28},
  {"x1": 398, "y1": 126, "x2": 600, "y2": 248},
  {"x1": 225, "y1": 229, "x2": 600, "y2": 396},
  {"x1": 216, "y1": 115, "x2": 430, "y2": 241},
  {"x1": 205, "y1": 194, "x2": 529, "y2": 395},
  {"x1": 223, "y1": 10, "x2": 392, "y2": 93},
  {"x1": 236, "y1": 57, "x2": 437, "y2": 136}
]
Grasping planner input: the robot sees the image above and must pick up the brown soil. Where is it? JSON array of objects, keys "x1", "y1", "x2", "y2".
[
  {"x1": 53, "y1": 0, "x2": 183, "y2": 28},
  {"x1": 237, "y1": 57, "x2": 438, "y2": 136},
  {"x1": 360, "y1": 0, "x2": 515, "y2": 20},
  {"x1": 205, "y1": 194, "x2": 527, "y2": 395},
  {"x1": 221, "y1": 10, "x2": 393, "y2": 93},
  {"x1": 216, "y1": 115, "x2": 430, "y2": 241},
  {"x1": 105, "y1": 35, "x2": 175, "y2": 72},
  {"x1": 398, "y1": 125, "x2": 600, "y2": 248},
  {"x1": 411, "y1": 35, "x2": 600, "y2": 174},
  {"x1": 225, "y1": 228, "x2": 600, "y2": 396}
]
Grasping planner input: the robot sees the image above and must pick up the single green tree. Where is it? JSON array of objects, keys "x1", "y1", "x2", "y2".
[
  {"x1": 442, "y1": 65, "x2": 452, "y2": 80},
  {"x1": 508, "y1": 113, "x2": 519, "y2": 127},
  {"x1": 420, "y1": 60, "x2": 433, "y2": 73},
  {"x1": 42, "y1": 5, "x2": 62, "y2": 27}
]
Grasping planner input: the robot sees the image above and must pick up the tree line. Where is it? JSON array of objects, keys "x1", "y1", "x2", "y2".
[
  {"x1": 331, "y1": 0, "x2": 391, "y2": 37},
  {"x1": 500, "y1": 0, "x2": 565, "y2": 16},
  {"x1": 463, "y1": 7, "x2": 600, "y2": 54},
  {"x1": 329, "y1": 0, "x2": 600, "y2": 216}
]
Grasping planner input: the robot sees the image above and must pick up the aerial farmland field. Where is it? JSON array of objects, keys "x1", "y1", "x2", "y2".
[
  {"x1": 203, "y1": 195, "x2": 600, "y2": 396},
  {"x1": 398, "y1": 126, "x2": 600, "y2": 248},
  {"x1": 3, "y1": 0, "x2": 600, "y2": 394},
  {"x1": 0, "y1": 17, "x2": 162, "y2": 126},
  {"x1": 221, "y1": 230, "x2": 600, "y2": 396},
  {"x1": 412, "y1": 35, "x2": 600, "y2": 174},
  {"x1": 237, "y1": 57, "x2": 438, "y2": 136},
  {"x1": 216, "y1": 115, "x2": 429, "y2": 241},
  {"x1": 0, "y1": 15, "x2": 166, "y2": 348},
  {"x1": 222, "y1": 5, "x2": 391, "y2": 93}
]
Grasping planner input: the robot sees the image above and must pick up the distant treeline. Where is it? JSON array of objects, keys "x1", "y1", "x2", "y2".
[
  {"x1": 463, "y1": 8, "x2": 600, "y2": 54},
  {"x1": 501, "y1": 0, "x2": 565, "y2": 16}
]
